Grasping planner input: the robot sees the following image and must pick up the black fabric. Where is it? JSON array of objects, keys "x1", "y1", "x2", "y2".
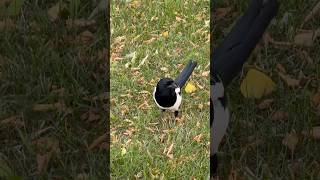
[
  {"x1": 212, "y1": 0, "x2": 278, "y2": 87},
  {"x1": 175, "y1": 60, "x2": 197, "y2": 87}
]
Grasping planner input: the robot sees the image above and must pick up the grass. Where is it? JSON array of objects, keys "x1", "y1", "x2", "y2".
[
  {"x1": 0, "y1": 1, "x2": 108, "y2": 179},
  {"x1": 110, "y1": 0, "x2": 209, "y2": 179},
  {"x1": 214, "y1": 0, "x2": 320, "y2": 179}
]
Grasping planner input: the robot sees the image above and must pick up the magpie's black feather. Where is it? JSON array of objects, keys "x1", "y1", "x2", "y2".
[
  {"x1": 212, "y1": 0, "x2": 278, "y2": 87},
  {"x1": 175, "y1": 60, "x2": 197, "y2": 87}
]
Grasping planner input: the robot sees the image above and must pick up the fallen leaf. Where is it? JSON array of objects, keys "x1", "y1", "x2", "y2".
[
  {"x1": 303, "y1": 1, "x2": 320, "y2": 24},
  {"x1": 264, "y1": 32, "x2": 292, "y2": 46},
  {"x1": 311, "y1": 92, "x2": 320, "y2": 106},
  {"x1": 0, "y1": 115, "x2": 24, "y2": 128},
  {"x1": 165, "y1": 143, "x2": 174, "y2": 159},
  {"x1": 32, "y1": 102, "x2": 66, "y2": 112},
  {"x1": 36, "y1": 154, "x2": 50, "y2": 174},
  {"x1": 271, "y1": 110, "x2": 289, "y2": 121},
  {"x1": 33, "y1": 137, "x2": 59, "y2": 175},
  {"x1": 278, "y1": 72, "x2": 300, "y2": 88},
  {"x1": 258, "y1": 99, "x2": 274, "y2": 110},
  {"x1": 193, "y1": 134, "x2": 203, "y2": 143},
  {"x1": 302, "y1": 126, "x2": 320, "y2": 140},
  {"x1": 78, "y1": 30, "x2": 94, "y2": 45},
  {"x1": 282, "y1": 133, "x2": 299, "y2": 153},
  {"x1": 66, "y1": 18, "x2": 96, "y2": 29},
  {"x1": 240, "y1": 69, "x2": 276, "y2": 99},
  {"x1": 276, "y1": 63, "x2": 287, "y2": 74},
  {"x1": 294, "y1": 29, "x2": 320, "y2": 47},
  {"x1": 185, "y1": 82, "x2": 197, "y2": 93},
  {"x1": 88, "y1": 133, "x2": 107, "y2": 150},
  {"x1": 143, "y1": 37, "x2": 157, "y2": 44},
  {"x1": 161, "y1": 31, "x2": 169, "y2": 38},
  {"x1": 201, "y1": 71, "x2": 209, "y2": 77}
]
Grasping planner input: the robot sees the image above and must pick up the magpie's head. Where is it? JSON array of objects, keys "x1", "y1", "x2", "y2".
[{"x1": 155, "y1": 78, "x2": 180, "y2": 97}]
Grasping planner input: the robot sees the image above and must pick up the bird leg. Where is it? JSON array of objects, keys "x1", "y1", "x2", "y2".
[{"x1": 174, "y1": 111, "x2": 179, "y2": 118}]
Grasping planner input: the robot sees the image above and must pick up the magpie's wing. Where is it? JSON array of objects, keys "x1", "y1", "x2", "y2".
[
  {"x1": 175, "y1": 60, "x2": 197, "y2": 88},
  {"x1": 212, "y1": 0, "x2": 278, "y2": 87}
]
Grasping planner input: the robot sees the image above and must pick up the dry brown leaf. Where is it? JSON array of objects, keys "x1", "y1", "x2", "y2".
[
  {"x1": 201, "y1": 71, "x2": 209, "y2": 77},
  {"x1": 78, "y1": 30, "x2": 94, "y2": 45},
  {"x1": 66, "y1": 19, "x2": 96, "y2": 29},
  {"x1": 302, "y1": 126, "x2": 320, "y2": 140},
  {"x1": 311, "y1": 92, "x2": 320, "y2": 106},
  {"x1": 278, "y1": 72, "x2": 300, "y2": 88},
  {"x1": 36, "y1": 154, "x2": 50, "y2": 174},
  {"x1": 145, "y1": 127, "x2": 155, "y2": 133},
  {"x1": 138, "y1": 101, "x2": 149, "y2": 110},
  {"x1": 0, "y1": 115, "x2": 24, "y2": 128},
  {"x1": 282, "y1": 133, "x2": 299, "y2": 152},
  {"x1": 33, "y1": 137, "x2": 59, "y2": 175},
  {"x1": 165, "y1": 143, "x2": 174, "y2": 159},
  {"x1": 193, "y1": 134, "x2": 203, "y2": 143},
  {"x1": 303, "y1": 1, "x2": 320, "y2": 24},
  {"x1": 143, "y1": 37, "x2": 157, "y2": 44},
  {"x1": 123, "y1": 127, "x2": 136, "y2": 137},
  {"x1": 264, "y1": 32, "x2": 292, "y2": 46},
  {"x1": 88, "y1": 133, "x2": 107, "y2": 150},
  {"x1": 32, "y1": 102, "x2": 66, "y2": 112},
  {"x1": 271, "y1": 110, "x2": 289, "y2": 121},
  {"x1": 276, "y1": 63, "x2": 287, "y2": 74},
  {"x1": 258, "y1": 99, "x2": 274, "y2": 110},
  {"x1": 176, "y1": 116, "x2": 186, "y2": 125},
  {"x1": 294, "y1": 29, "x2": 320, "y2": 47}
]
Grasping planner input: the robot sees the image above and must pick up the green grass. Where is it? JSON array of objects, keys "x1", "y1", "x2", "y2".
[
  {"x1": 110, "y1": 0, "x2": 209, "y2": 178},
  {"x1": 0, "y1": 1, "x2": 108, "y2": 179},
  {"x1": 214, "y1": 0, "x2": 320, "y2": 179}
]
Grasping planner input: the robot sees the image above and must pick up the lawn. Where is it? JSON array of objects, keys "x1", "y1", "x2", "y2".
[
  {"x1": 110, "y1": 0, "x2": 210, "y2": 179},
  {"x1": 0, "y1": 1, "x2": 108, "y2": 179},
  {"x1": 214, "y1": 0, "x2": 320, "y2": 179}
]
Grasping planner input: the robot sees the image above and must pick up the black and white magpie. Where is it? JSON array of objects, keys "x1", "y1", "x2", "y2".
[
  {"x1": 153, "y1": 60, "x2": 197, "y2": 118},
  {"x1": 210, "y1": 0, "x2": 278, "y2": 178}
]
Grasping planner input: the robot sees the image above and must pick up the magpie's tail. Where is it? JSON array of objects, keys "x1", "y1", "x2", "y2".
[
  {"x1": 175, "y1": 60, "x2": 197, "y2": 87},
  {"x1": 212, "y1": 0, "x2": 278, "y2": 87}
]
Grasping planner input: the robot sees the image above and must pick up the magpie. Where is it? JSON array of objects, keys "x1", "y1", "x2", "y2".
[
  {"x1": 153, "y1": 60, "x2": 197, "y2": 118},
  {"x1": 210, "y1": 0, "x2": 278, "y2": 178}
]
